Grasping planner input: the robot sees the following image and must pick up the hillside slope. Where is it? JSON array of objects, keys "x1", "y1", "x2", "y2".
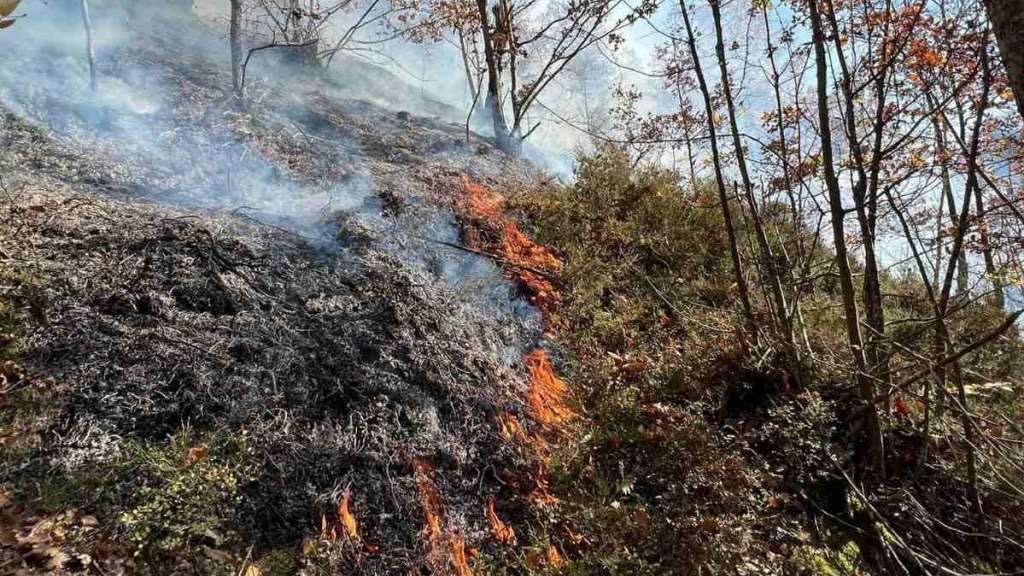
[{"x1": 0, "y1": 5, "x2": 557, "y2": 574}]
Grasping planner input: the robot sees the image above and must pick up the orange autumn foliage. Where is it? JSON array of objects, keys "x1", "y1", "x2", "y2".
[
  {"x1": 485, "y1": 497, "x2": 517, "y2": 545},
  {"x1": 525, "y1": 349, "x2": 574, "y2": 431}
]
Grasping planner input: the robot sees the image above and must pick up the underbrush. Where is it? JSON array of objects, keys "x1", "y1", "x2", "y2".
[
  {"x1": 510, "y1": 145, "x2": 1024, "y2": 575},
  {"x1": 510, "y1": 146, "x2": 792, "y2": 574}
]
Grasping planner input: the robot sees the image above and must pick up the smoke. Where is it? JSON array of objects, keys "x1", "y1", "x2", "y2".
[{"x1": 0, "y1": 0, "x2": 539, "y2": 328}]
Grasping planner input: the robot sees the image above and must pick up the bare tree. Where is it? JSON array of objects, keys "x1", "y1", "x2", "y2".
[
  {"x1": 250, "y1": 0, "x2": 405, "y2": 67},
  {"x1": 708, "y1": 0, "x2": 799, "y2": 377},
  {"x1": 808, "y1": 0, "x2": 886, "y2": 478},
  {"x1": 472, "y1": 0, "x2": 657, "y2": 156},
  {"x1": 678, "y1": 0, "x2": 755, "y2": 333}
]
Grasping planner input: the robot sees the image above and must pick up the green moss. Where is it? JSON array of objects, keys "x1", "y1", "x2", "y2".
[
  {"x1": 119, "y1": 428, "x2": 250, "y2": 556},
  {"x1": 787, "y1": 542, "x2": 863, "y2": 576}
]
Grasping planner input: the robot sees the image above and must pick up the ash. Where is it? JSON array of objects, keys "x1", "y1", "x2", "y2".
[{"x1": 0, "y1": 3, "x2": 549, "y2": 570}]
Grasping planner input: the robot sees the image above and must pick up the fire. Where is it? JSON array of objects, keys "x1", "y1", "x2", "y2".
[
  {"x1": 546, "y1": 544, "x2": 565, "y2": 567},
  {"x1": 455, "y1": 177, "x2": 574, "y2": 566},
  {"x1": 525, "y1": 543, "x2": 566, "y2": 571},
  {"x1": 497, "y1": 412, "x2": 529, "y2": 444},
  {"x1": 338, "y1": 490, "x2": 359, "y2": 540},
  {"x1": 319, "y1": 489, "x2": 360, "y2": 544},
  {"x1": 458, "y1": 178, "x2": 562, "y2": 315},
  {"x1": 525, "y1": 349, "x2": 574, "y2": 431},
  {"x1": 461, "y1": 178, "x2": 505, "y2": 221},
  {"x1": 449, "y1": 535, "x2": 474, "y2": 576},
  {"x1": 414, "y1": 459, "x2": 444, "y2": 544},
  {"x1": 413, "y1": 459, "x2": 475, "y2": 575},
  {"x1": 486, "y1": 497, "x2": 517, "y2": 545}
]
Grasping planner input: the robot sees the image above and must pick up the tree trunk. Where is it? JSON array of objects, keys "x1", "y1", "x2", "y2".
[
  {"x1": 932, "y1": 112, "x2": 970, "y2": 295},
  {"x1": 935, "y1": 34, "x2": 993, "y2": 519},
  {"x1": 80, "y1": 0, "x2": 97, "y2": 92},
  {"x1": 710, "y1": 0, "x2": 799, "y2": 380},
  {"x1": 475, "y1": 0, "x2": 515, "y2": 155},
  {"x1": 809, "y1": 0, "x2": 885, "y2": 478},
  {"x1": 973, "y1": 182, "x2": 1006, "y2": 310},
  {"x1": 679, "y1": 0, "x2": 756, "y2": 335},
  {"x1": 230, "y1": 0, "x2": 243, "y2": 97},
  {"x1": 984, "y1": 0, "x2": 1024, "y2": 120}
]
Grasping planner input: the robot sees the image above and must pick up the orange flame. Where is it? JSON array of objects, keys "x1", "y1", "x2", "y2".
[
  {"x1": 525, "y1": 543, "x2": 567, "y2": 571},
  {"x1": 486, "y1": 497, "x2": 517, "y2": 545},
  {"x1": 414, "y1": 459, "x2": 478, "y2": 575},
  {"x1": 497, "y1": 413, "x2": 529, "y2": 444},
  {"x1": 319, "y1": 490, "x2": 360, "y2": 544},
  {"x1": 414, "y1": 459, "x2": 444, "y2": 544},
  {"x1": 449, "y1": 535, "x2": 475, "y2": 576},
  {"x1": 546, "y1": 544, "x2": 565, "y2": 568},
  {"x1": 458, "y1": 178, "x2": 563, "y2": 315},
  {"x1": 461, "y1": 178, "x2": 505, "y2": 221},
  {"x1": 456, "y1": 177, "x2": 576, "y2": 555},
  {"x1": 338, "y1": 490, "x2": 359, "y2": 540},
  {"x1": 525, "y1": 349, "x2": 574, "y2": 431}
]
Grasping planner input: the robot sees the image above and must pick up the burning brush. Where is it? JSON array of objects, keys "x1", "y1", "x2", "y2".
[{"x1": 456, "y1": 177, "x2": 563, "y2": 316}]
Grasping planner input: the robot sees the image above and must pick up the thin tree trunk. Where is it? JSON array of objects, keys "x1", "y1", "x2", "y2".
[
  {"x1": 973, "y1": 182, "x2": 1006, "y2": 310},
  {"x1": 984, "y1": 0, "x2": 1024, "y2": 120},
  {"x1": 457, "y1": 28, "x2": 479, "y2": 103},
  {"x1": 80, "y1": 0, "x2": 97, "y2": 92},
  {"x1": 936, "y1": 34, "x2": 993, "y2": 519},
  {"x1": 230, "y1": 0, "x2": 243, "y2": 97},
  {"x1": 809, "y1": 0, "x2": 885, "y2": 478},
  {"x1": 679, "y1": 0, "x2": 756, "y2": 335},
  {"x1": 475, "y1": 0, "x2": 513, "y2": 155},
  {"x1": 710, "y1": 0, "x2": 799, "y2": 379},
  {"x1": 821, "y1": 0, "x2": 892, "y2": 411},
  {"x1": 932, "y1": 111, "x2": 970, "y2": 295}
]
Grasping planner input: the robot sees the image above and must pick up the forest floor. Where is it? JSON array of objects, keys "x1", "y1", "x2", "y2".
[{"x1": 0, "y1": 8, "x2": 573, "y2": 574}]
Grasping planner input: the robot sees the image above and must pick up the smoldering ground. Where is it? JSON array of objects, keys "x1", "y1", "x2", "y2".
[{"x1": 0, "y1": 1, "x2": 552, "y2": 572}]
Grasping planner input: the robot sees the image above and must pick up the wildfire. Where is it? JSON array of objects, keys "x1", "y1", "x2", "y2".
[
  {"x1": 458, "y1": 177, "x2": 562, "y2": 315},
  {"x1": 338, "y1": 490, "x2": 359, "y2": 540},
  {"x1": 414, "y1": 459, "x2": 445, "y2": 545},
  {"x1": 449, "y1": 535, "x2": 475, "y2": 576},
  {"x1": 525, "y1": 349, "x2": 574, "y2": 431},
  {"x1": 413, "y1": 459, "x2": 475, "y2": 576},
  {"x1": 486, "y1": 496, "x2": 517, "y2": 545},
  {"x1": 455, "y1": 176, "x2": 574, "y2": 565},
  {"x1": 320, "y1": 489, "x2": 360, "y2": 543}
]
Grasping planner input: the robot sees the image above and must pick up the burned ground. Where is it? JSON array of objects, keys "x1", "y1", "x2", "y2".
[{"x1": 0, "y1": 7, "x2": 552, "y2": 573}]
